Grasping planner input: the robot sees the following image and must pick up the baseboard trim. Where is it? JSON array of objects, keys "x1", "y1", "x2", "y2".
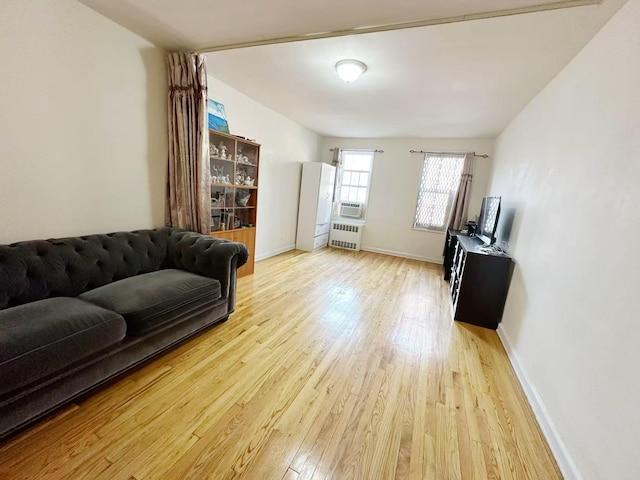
[
  {"x1": 255, "y1": 244, "x2": 295, "y2": 262},
  {"x1": 496, "y1": 325, "x2": 582, "y2": 480},
  {"x1": 360, "y1": 246, "x2": 443, "y2": 265}
]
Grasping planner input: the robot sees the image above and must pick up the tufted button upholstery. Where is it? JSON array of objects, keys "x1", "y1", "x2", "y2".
[
  {"x1": 0, "y1": 228, "x2": 248, "y2": 311},
  {"x1": 165, "y1": 230, "x2": 248, "y2": 304}
]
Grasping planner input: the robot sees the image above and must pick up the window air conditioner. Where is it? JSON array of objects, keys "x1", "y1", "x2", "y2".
[{"x1": 339, "y1": 202, "x2": 363, "y2": 218}]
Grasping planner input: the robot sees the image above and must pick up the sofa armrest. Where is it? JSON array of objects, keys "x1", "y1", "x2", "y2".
[{"x1": 165, "y1": 230, "x2": 249, "y2": 311}]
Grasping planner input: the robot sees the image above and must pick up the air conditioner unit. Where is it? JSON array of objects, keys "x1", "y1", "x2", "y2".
[{"x1": 339, "y1": 202, "x2": 363, "y2": 218}]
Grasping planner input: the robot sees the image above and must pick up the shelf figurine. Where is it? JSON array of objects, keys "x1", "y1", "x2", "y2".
[
  {"x1": 236, "y1": 189, "x2": 250, "y2": 207},
  {"x1": 209, "y1": 144, "x2": 219, "y2": 158},
  {"x1": 218, "y1": 141, "x2": 227, "y2": 159},
  {"x1": 235, "y1": 167, "x2": 245, "y2": 185},
  {"x1": 211, "y1": 192, "x2": 225, "y2": 208}
]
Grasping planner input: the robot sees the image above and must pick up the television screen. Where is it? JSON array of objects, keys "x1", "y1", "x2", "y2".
[{"x1": 476, "y1": 196, "x2": 501, "y2": 245}]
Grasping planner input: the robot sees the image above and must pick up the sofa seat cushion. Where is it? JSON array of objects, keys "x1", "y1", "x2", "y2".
[
  {"x1": 0, "y1": 297, "x2": 126, "y2": 397},
  {"x1": 79, "y1": 269, "x2": 222, "y2": 336}
]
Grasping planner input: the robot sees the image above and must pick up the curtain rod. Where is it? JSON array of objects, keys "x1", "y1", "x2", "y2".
[
  {"x1": 409, "y1": 150, "x2": 489, "y2": 158},
  {"x1": 197, "y1": 1, "x2": 599, "y2": 52},
  {"x1": 329, "y1": 148, "x2": 384, "y2": 153}
]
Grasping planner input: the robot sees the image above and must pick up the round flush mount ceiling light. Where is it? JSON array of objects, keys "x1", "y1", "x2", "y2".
[{"x1": 335, "y1": 59, "x2": 367, "y2": 83}]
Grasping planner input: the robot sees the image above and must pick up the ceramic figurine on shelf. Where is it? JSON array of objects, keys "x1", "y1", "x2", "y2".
[
  {"x1": 209, "y1": 144, "x2": 219, "y2": 158},
  {"x1": 236, "y1": 167, "x2": 243, "y2": 185},
  {"x1": 211, "y1": 192, "x2": 225, "y2": 208},
  {"x1": 236, "y1": 189, "x2": 250, "y2": 207},
  {"x1": 218, "y1": 141, "x2": 227, "y2": 159},
  {"x1": 244, "y1": 176, "x2": 254, "y2": 186}
]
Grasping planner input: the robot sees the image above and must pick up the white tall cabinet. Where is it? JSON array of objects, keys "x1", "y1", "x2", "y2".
[{"x1": 296, "y1": 162, "x2": 336, "y2": 251}]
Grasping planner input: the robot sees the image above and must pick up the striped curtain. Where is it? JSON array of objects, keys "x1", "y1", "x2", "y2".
[{"x1": 165, "y1": 52, "x2": 210, "y2": 234}]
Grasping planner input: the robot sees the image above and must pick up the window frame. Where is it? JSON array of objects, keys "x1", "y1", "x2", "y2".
[
  {"x1": 412, "y1": 152, "x2": 465, "y2": 233},
  {"x1": 336, "y1": 150, "x2": 375, "y2": 207}
]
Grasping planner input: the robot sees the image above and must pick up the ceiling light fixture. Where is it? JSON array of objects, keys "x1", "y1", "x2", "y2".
[{"x1": 335, "y1": 59, "x2": 367, "y2": 83}]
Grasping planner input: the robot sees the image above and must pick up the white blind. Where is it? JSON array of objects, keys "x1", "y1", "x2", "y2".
[{"x1": 413, "y1": 153, "x2": 465, "y2": 231}]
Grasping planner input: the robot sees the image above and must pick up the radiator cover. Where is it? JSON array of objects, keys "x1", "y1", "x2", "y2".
[{"x1": 329, "y1": 220, "x2": 364, "y2": 251}]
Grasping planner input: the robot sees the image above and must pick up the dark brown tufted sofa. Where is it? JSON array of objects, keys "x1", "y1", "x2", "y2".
[{"x1": 0, "y1": 227, "x2": 248, "y2": 439}]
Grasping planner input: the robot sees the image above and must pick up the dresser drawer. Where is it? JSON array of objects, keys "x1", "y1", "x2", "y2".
[
  {"x1": 315, "y1": 223, "x2": 330, "y2": 236},
  {"x1": 313, "y1": 233, "x2": 329, "y2": 249}
]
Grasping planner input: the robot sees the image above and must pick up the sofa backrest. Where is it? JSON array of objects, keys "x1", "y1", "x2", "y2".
[{"x1": 0, "y1": 229, "x2": 173, "y2": 310}]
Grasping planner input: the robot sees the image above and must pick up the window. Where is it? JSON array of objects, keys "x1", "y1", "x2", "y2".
[
  {"x1": 338, "y1": 150, "x2": 374, "y2": 204},
  {"x1": 413, "y1": 153, "x2": 465, "y2": 231}
]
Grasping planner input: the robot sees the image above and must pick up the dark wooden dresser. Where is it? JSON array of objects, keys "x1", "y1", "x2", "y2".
[{"x1": 447, "y1": 233, "x2": 513, "y2": 330}]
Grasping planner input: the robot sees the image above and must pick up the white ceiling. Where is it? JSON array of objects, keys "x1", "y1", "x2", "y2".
[{"x1": 81, "y1": 0, "x2": 627, "y2": 138}]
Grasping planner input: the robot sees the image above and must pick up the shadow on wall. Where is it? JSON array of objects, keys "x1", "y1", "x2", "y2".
[
  {"x1": 493, "y1": 202, "x2": 530, "y2": 343},
  {"x1": 140, "y1": 46, "x2": 168, "y2": 227},
  {"x1": 499, "y1": 263, "x2": 528, "y2": 343},
  {"x1": 496, "y1": 205, "x2": 517, "y2": 251}
]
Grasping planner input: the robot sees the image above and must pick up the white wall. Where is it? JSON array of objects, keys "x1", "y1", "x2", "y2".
[
  {"x1": 0, "y1": 0, "x2": 167, "y2": 244},
  {"x1": 489, "y1": 1, "x2": 640, "y2": 478},
  {"x1": 207, "y1": 75, "x2": 321, "y2": 260},
  {"x1": 319, "y1": 137, "x2": 494, "y2": 262}
]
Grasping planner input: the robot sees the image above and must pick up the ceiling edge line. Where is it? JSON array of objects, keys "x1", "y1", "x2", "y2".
[{"x1": 196, "y1": 0, "x2": 601, "y2": 53}]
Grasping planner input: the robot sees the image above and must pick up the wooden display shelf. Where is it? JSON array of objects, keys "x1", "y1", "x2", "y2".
[
  {"x1": 210, "y1": 227, "x2": 256, "y2": 277},
  {"x1": 210, "y1": 206, "x2": 254, "y2": 211},
  {"x1": 211, "y1": 205, "x2": 256, "y2": 210},
  {"x1": 209, "y1": 129, "x2": 259, "y2": 277},
  {"x1": 210, "y1": 227, "x2": 255, "y2": 234}
]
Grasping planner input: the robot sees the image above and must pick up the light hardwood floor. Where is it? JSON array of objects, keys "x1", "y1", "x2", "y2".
[{"x1": 0, "y1": 249, "x2": 561, "y2": 480}]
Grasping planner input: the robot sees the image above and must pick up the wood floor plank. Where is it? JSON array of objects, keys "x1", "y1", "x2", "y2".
[{"x1": 0, "y1": 248, "x2": 561, "y2": 480}]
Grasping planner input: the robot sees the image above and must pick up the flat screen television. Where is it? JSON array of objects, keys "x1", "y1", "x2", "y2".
[{"x1": 476, "y1": 196, "x2": 501, "y2": 245}]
